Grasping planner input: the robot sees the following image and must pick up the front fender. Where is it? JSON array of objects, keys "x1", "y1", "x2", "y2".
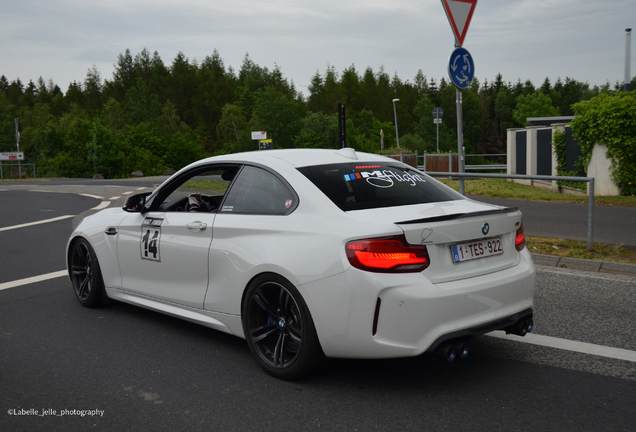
[{"x1": 67, "y1": 208, "x2": 129, "y2": 289}]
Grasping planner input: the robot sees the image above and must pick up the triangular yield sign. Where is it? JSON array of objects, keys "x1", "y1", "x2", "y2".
[{"x1": 441, "y1": 0, "x2": 477, "y2": 46}]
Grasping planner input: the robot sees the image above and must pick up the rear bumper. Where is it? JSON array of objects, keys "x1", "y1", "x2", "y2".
[
  {"x1": 299, "y1": 248, "x2": 536, "y2": 359},
  {"x1": 423, "y1": 307, "x2": 533, "y2": 354}
]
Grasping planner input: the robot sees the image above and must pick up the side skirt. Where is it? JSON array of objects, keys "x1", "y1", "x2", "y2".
[{"x1": 105, "y1": 287, "x2": 245, "y2": 338}]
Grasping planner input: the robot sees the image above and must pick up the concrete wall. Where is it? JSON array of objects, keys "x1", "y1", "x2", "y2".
[
  {"x1": 587, "y1": 144, "x2": 621, "y2": 196},
  {"x1": 507, "y1": 125, "x2": 558, "y2": 189},
  {"x1": 506, "y1": 123, "x2": 620, "y2": 196}
]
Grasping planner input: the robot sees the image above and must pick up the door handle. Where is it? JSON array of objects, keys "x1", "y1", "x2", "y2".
[{"x1": 186, "y1": 222, "x2": 207, "y2": 231}]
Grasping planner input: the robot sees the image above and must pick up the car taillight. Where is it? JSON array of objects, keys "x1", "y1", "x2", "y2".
[
  {"x1": 346, "y1": 235, "x2": 430, "y2": 273},
  {"x1": 515, "y1": 222, "x2": 526, "y2": 251}
]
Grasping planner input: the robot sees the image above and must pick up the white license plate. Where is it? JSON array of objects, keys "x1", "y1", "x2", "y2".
[{"x1": 451, "y1": 237, "x2": 504, "y2": 263}]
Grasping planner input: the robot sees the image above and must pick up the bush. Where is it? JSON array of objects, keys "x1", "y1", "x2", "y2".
[{"x1": 570, "y1": 91, "x2": 636, "y2": 196}]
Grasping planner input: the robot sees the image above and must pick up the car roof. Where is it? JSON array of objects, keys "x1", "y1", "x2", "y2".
[{"x1": 190, "y1": 148, "x2": 395, "y2": 170}]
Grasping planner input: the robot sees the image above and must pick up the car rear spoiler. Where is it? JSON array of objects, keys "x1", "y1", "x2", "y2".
[{"x1": 396, "y1": 207, "x2": 519, "y2": 225}]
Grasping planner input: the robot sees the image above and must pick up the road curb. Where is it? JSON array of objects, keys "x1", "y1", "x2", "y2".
[{"x1": 531, "y1": 253, "x2": 636, "y2": 276}]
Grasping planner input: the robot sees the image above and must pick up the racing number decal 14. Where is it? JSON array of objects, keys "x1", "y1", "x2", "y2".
[{"x1": 140, "y1": 217, "x2": 163, "y2": 262}]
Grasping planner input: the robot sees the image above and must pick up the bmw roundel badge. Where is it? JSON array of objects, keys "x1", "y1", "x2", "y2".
[{"x1": 482, "y1": 223, "x2": 490, "y2": 235}]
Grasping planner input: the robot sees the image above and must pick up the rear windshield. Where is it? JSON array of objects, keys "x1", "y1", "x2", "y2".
[{"x1": 297, "y1": 162, "x2": 464, "y2": 211}]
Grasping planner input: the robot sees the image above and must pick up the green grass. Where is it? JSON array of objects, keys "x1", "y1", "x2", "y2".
[
  {"x1": 438, "y1": 178, "x2": 636, "y2": 207},
  {"x1": 527, "y1": 236, "x2": 636, "y2": 265},
  {"x1": 182, "y1": 179, "x2": 228, "y2": 191}
]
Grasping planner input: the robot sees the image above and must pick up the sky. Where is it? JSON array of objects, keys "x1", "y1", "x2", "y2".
[{"x1": 1, "y1": 0, "x2": 634, "y2": 96}]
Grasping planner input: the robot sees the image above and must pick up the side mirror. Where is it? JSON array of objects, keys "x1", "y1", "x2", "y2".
[{"x1": 123, "y1": 192, "x2": 152, "y2": 213}]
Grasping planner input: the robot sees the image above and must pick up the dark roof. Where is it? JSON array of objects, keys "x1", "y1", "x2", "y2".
[{"x1": 526, "y1": 116, "x2": 575, "y2": 127}]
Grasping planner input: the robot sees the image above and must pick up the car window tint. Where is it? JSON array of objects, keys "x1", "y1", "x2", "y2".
[
  {"x1": 157, "y1": 167, "x2": 238, "y2": 212},
  {"x1": 221, "y1": 166, "x2": 295, "y2": 215},
  {"x1": 297, "y1": 163, "x2": 464, "y2": 211}
]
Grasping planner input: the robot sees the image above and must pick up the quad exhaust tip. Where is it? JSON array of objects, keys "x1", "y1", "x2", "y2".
[
  {"x1": 432, "y1": 316, "x2": 533, "y2": 362},
  {"x1": 434, "y1": 342, "x2": 469, "y2": 362},
  {"x1": 506, "y1": 317, "x2": 534, "y2": 336}
]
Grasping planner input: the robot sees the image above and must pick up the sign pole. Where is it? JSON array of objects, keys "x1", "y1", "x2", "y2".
[
  {"x1": 626, "y1": 28, "x2": 632, "y2": 92},
  {"x1": 456, "y1": 86, "x2": 464, "y2": 195},
  {"x1": 453, "y1": 39, "x2": 464, "y2": 196},
  {"x1": 441, "y1": 0, "x2": 477, "y2": 196},
  {"x1": 15, "y1": 118, "x2": 22, "y2": 179},
  {"x1": 436, "y1": 121, "x2": 439, "y2": 152},
  {"x1": 432, "y1": 107, "x2": 443, "y2": 152},
  {"x1": 338, "y1": 103, "x2": 346, "y2": 148}
]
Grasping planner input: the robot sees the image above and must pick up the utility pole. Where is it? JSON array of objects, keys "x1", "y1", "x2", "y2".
[
  {"x1": 392, "y1": 99, "x2": 400, "y2": 148},
  {"x1": 15, "y1": 118, "x2": 22, "y2": 179},
  {"x1": 625, "y1": 28, "x2": 632, "y2": 92}
]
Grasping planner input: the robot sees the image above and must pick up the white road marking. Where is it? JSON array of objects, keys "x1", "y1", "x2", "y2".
[
  {"x1": 109, "y1": 196, "x2": 121, "y2": 200},
  {"x1": 0, "y1": 270, "x2": 67, "y2": 291},
  {"x1": 91, "y1": 201, "x2": 111, "y2": 210},
  {"x1": 122, "y1": 191, "x2": 134, "y2": 195},
  {"x1": 80, "y1": 193, "x2": 104, "y2": 199},
  {"x1": 0, "y1": 215, "x2": 75, "y2": 232},
  {"x1": 29, "y1": 189, "x2": 67, "y2": 194},
  {"x1": 136, "y1": 187, "x2": 147, "y2": 190},
  {"x1": 487, "y1": 332, "x2": 636, "y2": 363}
]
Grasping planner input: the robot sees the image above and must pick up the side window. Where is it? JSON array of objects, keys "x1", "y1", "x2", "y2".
[
  {"x1": 221, "y1": 166, "x2": 296, "y2": 215},
  {"x1": 156, "y1": 166, "x2": 238, "y2": 212}
]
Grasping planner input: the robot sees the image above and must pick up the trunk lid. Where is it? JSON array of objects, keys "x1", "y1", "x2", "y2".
[{"x1": 349, "y1": 199, "x2": 523, "y2": 283}]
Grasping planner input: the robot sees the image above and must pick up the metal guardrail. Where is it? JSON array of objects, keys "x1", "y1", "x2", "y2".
[
  {"x1": 416, "y1": 152, "x2": 507, "y2": 172},
  {"x1": 423, "y1": 171, "x2": 596, "y2": 251},
  {"x1": 388, "y1": 152, "x2": 507, "y2": 172},
  {"x1": 463, "y1": 154, "x2": 507, "y2": 171},
  {"x1": 464, "y1": 164, "x2": 508, "y2": 170}
]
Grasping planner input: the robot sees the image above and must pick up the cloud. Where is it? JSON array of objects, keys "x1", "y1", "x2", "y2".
[{"x1": 0, "y1": 0, "x2": 633, "y2": 92}]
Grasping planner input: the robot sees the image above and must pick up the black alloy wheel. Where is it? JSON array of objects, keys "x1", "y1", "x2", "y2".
[
  {"x1": 70, "y1": 238, "x2": 106, "y2": 307},
  {"x1": 243, "y1": 274, "x2": 324, "y2": 380}
]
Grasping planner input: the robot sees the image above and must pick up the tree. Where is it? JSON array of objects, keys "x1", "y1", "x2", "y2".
[
  {"x1": 84, "y1": 65, "x2": 103, "y2": 116},
  {"x1": 340, "y1": 65, "x2": 361, "y2": 111},
  {"x1": 195, "y1": 49, "x2": 235, "y2": 149},
  {"x1": 307, "y1": 71, "x2": 325, "y2": 113},
  {"x1": 295, "y1": 112, "x2": 338, "y2": 148},
  {"x1": 124, "y1": 79, "x2": 162, "y2": 125},
  {"x1": 106, "y1": 49, "x2": 136, "y2": 101},
  {"x1": 414, "y1": 70, "x2": 429, "y2": 99},
  {"x1": 165, "y1": 51, "x2": 198, "y2": 126},
  {"x1": 252, "y1": 86, "x2": 303, "y2": 148},
  {"x1": 413, "y1": 96, "x2": 453, "y2": 152},
  {"x1": 0, "y1": 75, "x2": 9, "y2": 94},
  {"x1": 494, "y1": 87, "x2": 516, "y2": 132},
  {"x1": 512, "y1": 93, "x2": 559, "y2": 126},
  {"x1": 216, "y1": 104, "x2": 251, "y2": 154},
  {"x1": 65, "y1": 81, "x2": 84, "y2": 108}
]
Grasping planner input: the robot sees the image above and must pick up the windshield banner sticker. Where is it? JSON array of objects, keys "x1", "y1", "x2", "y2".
[{"x1": 344, "y1": 169, "x2": 426, "y2": 188}]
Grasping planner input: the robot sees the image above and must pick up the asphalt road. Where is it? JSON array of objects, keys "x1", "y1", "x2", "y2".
[
  {"x1": 1, "y1": 184, "x2": 636, "y2": 431},
  {"x1": 3, "y1": 176, "x2": 635, "y2": 248},
  {"x1": 472, "y1": 195, "x2": 636, "y2": 249}
]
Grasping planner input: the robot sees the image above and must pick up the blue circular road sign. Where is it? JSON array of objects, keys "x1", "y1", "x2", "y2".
[{"x1": 448, "y1": 47, "x2": 475, "y2": 90}]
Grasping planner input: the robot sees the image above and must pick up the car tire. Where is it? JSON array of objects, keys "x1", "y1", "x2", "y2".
[
  {"x1": 242, "y1": 274, "x2": 324, "y2": 380},
  {"x1": 69, "y1": 238, "x2": 107, "y2": 308}
]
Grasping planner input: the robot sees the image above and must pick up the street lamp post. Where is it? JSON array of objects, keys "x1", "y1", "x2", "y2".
[
  {"x1": 392, "y1": 98, "x2": 400, "y2": 148},
  {"x1": 625, "y1": 28, "x2": 632, "y2": 92}
]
